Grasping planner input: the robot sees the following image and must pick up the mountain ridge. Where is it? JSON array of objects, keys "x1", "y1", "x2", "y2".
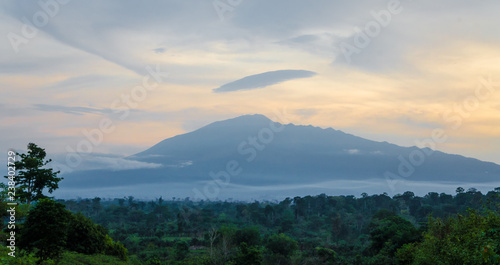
[
  {"x1": 60, "y1": 114, "x2": 500, "y2": 199},
  {"x1": 131, "y1": 114, "x2": 499, "y2": 182}
]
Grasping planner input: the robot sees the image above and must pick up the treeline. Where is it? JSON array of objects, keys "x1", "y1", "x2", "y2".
[
  {"x1": 55, "y1": 187, "x2": 500, "y2": 264},
  {"x1": 2, "y1": 143, "x2": 499, "y2": 264}
]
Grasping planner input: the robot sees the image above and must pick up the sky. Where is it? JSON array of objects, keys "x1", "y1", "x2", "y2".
[{"x1": 1, "y1": 0, "x2": 500, "y2": 174}]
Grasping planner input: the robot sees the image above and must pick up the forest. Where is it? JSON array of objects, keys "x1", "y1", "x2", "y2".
[{"x1": 2, "y1": 144, "x2": 500, "y2": 264}]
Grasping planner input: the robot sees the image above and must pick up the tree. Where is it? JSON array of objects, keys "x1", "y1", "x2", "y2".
[
  {"x1": 218, "y1": 225, "x2": 237, "y2": 262},
  {"x1": 19, "y1": 199, "x2": 128, "y2": 263},
  {"x1": 315, "y1": 247, "x2": 337, "y2": 265},
  {"x1": 235, "y1": 226, "x2": 261, "y2": 247},
  {"x1": 208, "y1": 226, "x2": 219, "y2": 259},
  {"x1": 66, "y1": 212, "x2": 107, "y2": 254},
  {"x1": 6, "y1": 143, "x2": 63, "y2": 206},
  {"x1": 402, "y1": 191, "x2": 415, "y2": 200},
  {"x1": 233, "y1": 242, "x2": 263, "y2": 265},
  {"x1": 19, "y1": 198, "x2": 72, "y2": 263},
  {"x1": 0, "y1": 183, "x2": 10, "y2": 219},
  {"x1": 368, "y1": 210, "x2": 420, "y2": 263},
  {"x1": 467, "y1": 187, "x2": 478, "y2": 193},
  {"x1": 103, "y1": 235, "x2": 128, "y2": 261},
  {"x1": 266, "y1": 233, "x2": 298, "y2": 264},
  {"x1": 401, "y1": 210, "x2": 500, "y2": 264}
]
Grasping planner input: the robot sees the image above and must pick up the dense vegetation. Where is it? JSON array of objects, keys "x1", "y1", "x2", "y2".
[
  {"x1": 4, "y1": 188, "x2": 499, "y2": 264},
  {"x1": 53, "y1": 188, "x2": 500, "y2": 264},
  {"x1": 2, "y1": 143, "x2": 500, "y2": 264}
]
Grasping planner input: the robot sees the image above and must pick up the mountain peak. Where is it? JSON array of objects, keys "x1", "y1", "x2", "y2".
[
  {"x1": 202, "y1": 114, "x2": 273, "y2": 129},
  {"x1": 225, "y1": 114, "x2": 272, "y2": 123}
]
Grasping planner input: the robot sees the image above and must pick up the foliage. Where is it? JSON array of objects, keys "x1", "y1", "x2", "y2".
[
  {"x1": 44, "y1": 186, "x2": 500, "y2": 264},
  {"x1": 104, "y1": 235, "x2": 129, "y2": 261},
  {"x1": 66, "y1": 212, "x2": 107, "y2": 254},
  {"x1": 65, "y1": 212, "x2": 128, "y2": 260},
  {"x1": 235, "y1": 226, "x2": 261, "y2": 246},
  {"x1": 0, "y1": 247, "x2": 139, "y2": 265},
  {"x1": 6, "y1": 160, "x2": 499, "y2": 265},
  {"x1": 57, "y1": 251, "x2": 138, "y2": 265},
  {"x1": 400, "y1": 210, "x2": 500, "y2": 264},
  {"x1": 265, "y1": 233, "x2": 298, "y2": 264},
  {"x1": 4, "y1": 143, "x2": 62, "y2": 205},
  {"x1": 173, "y1": 241, "x2": 189, "y2": 260},
  {"x1": 232, "y1": 242, "x2": 263, "y2": 265},
  {"x1": 6, "y1": 144, "x2": 500, "y2": 264},
  {"x1": 368, "y1": 210, "x2": 420, "y2": 263},
  {"x1": 315, "y1": 247, "x2": 337, "y2": 264},
  {"x1": 15, "y1": 198, "x2": 128, "y2": 263},
  {"x1": 19, "y1": 198, "x2": 71, "y2": 262}
]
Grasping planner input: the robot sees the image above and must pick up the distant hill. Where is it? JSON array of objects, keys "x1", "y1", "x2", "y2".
[{"x1": 60, "y1": 114, "x2": 500, "y2": 199}]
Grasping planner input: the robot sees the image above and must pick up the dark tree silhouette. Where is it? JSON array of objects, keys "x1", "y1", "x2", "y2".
[
  {"x1": 19, "y1": 198, "x2": 71, "y2": 263},
  {"x1": 6, "y1": 143, "x2": 63, "y2": 206}
]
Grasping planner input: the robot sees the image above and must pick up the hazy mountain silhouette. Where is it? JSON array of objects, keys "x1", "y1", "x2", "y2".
[{"x1": 61, "y1": 114, "x2": 500, "y2": 195}]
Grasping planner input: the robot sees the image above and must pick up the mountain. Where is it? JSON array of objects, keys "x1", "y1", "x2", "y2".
[
  {"x1": 130, "y1": 114, "x2": 499, "y2": 182},
  {"x1": 60, "y1": 114, "x2": 500, "y2": 199}
]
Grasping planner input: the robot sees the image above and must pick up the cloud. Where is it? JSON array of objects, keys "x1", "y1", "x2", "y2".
[
  {"x1": 33, "y1": 104, "x2": 113, "y2": 116},
  {"x1": 51, "y1": 153, "x2": 163, "y2": 173},
  {"x1": 153, "y1": 47, "x2": 166, "y2": 54},
  {"x1": 31, "y1": 104, "x2": 230, "y2": 131},
  {"x1": 83, "y1": 156, "x2": 163, "y2": 171},
  {"x1": 397, "y1": 116, "x2": 441, "y2": 129},
  {"x1": 213, "y1": 70, "x2": 317, "y2": 93},
  {"x1": 277, "y1": 32, "x2": 346, "y2": 58},
  {"x1": 0, "y1": 1, "x2": 218, "y2": 76},
  {"x1": 295, "y1": 108, "x2": 318, "y2": 118},
  {"x1": 42, "y1": 74, "x2": 124, "y2": 91},
  {"x1": 345, "y1": 149, "x2": 360, "y2": 155}
]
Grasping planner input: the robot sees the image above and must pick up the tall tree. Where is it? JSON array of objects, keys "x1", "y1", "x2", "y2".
[
  {"x1": 19, "y1": 198, "x2": 71, "y2": 263},
  {"x1": 6, "y1": 143, "x2": 63, "y2": 206}
]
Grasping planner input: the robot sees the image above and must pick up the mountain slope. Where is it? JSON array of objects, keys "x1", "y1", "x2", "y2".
[
  {"x1": 60, "y1": 114, "x2": 500, "y2": 197},
  {"x1": 130, "y1": 114, "x2": 500, "y2": 183}
]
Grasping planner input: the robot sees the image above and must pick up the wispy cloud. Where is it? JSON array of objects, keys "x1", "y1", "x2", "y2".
[
  {"x1": 153, "y1": 47, "x2": 166, "y2": 54},
  {"x1": 42, "y1": 74, "x2": 122, "y2": 91},
  {"x1": 82, "y1": 155, "x2": 163, "y2": 171},
  {"x1": 33, "y1": 104, "x2": 113, "y2": 116},
  {"x1": 345, "y1": 149, "x2": 360, "y2": 155},
  {"x1": 213, "y1": 70, "x2": 317, "y2": 93},
  {"x1": 295, "y1": 108, "x2": 318, "y2": 118},
  {"x1": 52, "y1": 153, "x2": 163, "y2": 173}
]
